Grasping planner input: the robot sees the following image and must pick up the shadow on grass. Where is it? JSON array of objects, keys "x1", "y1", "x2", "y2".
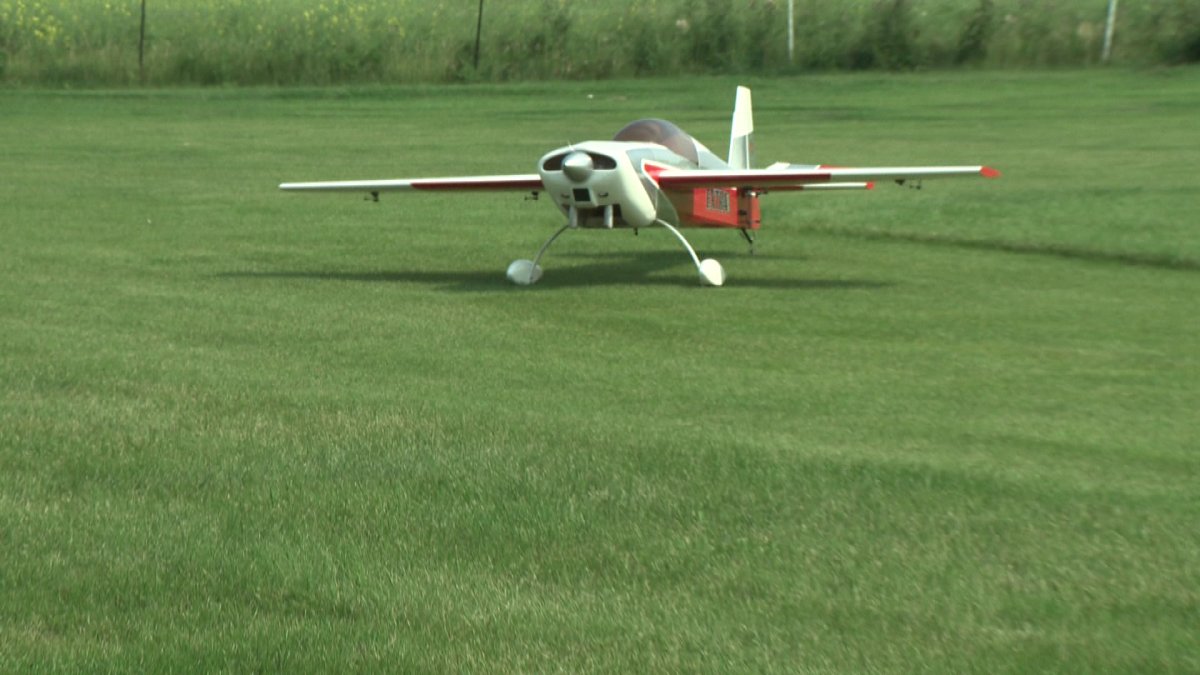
[
  {"x1": 803, "y1": 226, "x2": 1200, "y2": 272},
  {"x1": 219, "y1": 250, "x2": 892, "y2": 292}
]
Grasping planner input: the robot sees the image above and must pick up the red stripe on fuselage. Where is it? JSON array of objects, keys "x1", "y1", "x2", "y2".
[{"x1": 642, "y1": 161, "x2": 671, "y2": 186}]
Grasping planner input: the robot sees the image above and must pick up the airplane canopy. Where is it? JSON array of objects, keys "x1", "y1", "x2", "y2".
[{"x1": 612, "y1": 118, "x2": 699, "y2": 164}]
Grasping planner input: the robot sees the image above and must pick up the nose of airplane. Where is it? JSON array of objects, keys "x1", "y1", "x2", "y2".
[{"x1": 562, "y1": 151, "x2": 594, "y2": 183}]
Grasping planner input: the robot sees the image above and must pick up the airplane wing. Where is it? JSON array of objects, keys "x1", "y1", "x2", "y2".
[
  {"x1": 279, "y1": 174, "x2": 543, "y2": 193},
  {"x1": 649, "y1": 164, "x2": 999, "y2": 192}
]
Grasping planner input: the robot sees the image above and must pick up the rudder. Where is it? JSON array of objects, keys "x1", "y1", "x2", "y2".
[{"x1": 728, "y1": 86, "x2": 754, "y2": 170}]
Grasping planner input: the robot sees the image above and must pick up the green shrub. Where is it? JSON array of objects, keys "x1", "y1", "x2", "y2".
[
  {"x1": 857, "y1": 0, "x2": 918, "y2": 70},
  {"x1": 2, "y1": 0, "x2": 1199, "y2": 86},
  {"x1": 956, "y1": 0, "x2": 996, "y2": 64},
  {"x1": 1160, "y1": 1, "x2": 1200, "y2": 63}
]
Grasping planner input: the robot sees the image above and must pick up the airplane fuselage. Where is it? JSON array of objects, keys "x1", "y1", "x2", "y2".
[{"x1": 536, "y1": 120, "x2": 761, "y2": 232}]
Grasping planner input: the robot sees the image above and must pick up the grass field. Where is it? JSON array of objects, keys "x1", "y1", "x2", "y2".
[{"x1": 2, "y1": 70, "x2": 1198, "y2": 671}]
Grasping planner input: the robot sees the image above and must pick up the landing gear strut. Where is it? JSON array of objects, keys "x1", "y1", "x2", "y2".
[
  {"x1": 505, "y1": 223, "x2": 570, "y2": 286},
  {"x1": 505, "y1": 209, "x2": 725, "y2": 287},
  {"x1": 657, "y1": 219, "x2": 725, "y2": 287}
]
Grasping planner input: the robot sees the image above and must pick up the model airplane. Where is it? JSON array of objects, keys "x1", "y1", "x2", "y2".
[{"x1": 281, "y1": 87, "x2": 998, "y2": 286}]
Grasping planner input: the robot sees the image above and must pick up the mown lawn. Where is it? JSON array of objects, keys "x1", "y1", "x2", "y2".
[{"x1": 1, "y1": 70, "x2": 1197, "y2": 671}]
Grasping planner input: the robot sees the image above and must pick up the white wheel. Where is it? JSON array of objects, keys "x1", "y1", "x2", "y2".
[
  {"x1": 506, "y1": 259, "x2": 543, "y2": 286},
  {"x1": 698, "y1": 258, "x2": 725, "y2": 287}
]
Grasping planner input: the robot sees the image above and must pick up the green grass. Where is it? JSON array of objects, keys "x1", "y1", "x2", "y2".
[
  {"x1": 1, "y1": 70, "x2": 1198, "y2": 671},
  {"x1": 2, "y1": 0, "x2": 1200, "y2": 85}
]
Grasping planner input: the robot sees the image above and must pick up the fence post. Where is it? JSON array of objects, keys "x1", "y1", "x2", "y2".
[
  {"x1": 787, "y1": 0, "x2": 795, "y2": 63},
  {"x1": 473, "y1": 0, "x2": 484, "y2": 69},
  {"x1": 1102, "y1": 0, "x2": 1118, "y2": 63},
  {"x1": 139, "y1": 0, "x2": 147, "y2": 83}
]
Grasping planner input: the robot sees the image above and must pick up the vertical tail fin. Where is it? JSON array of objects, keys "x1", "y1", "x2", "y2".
[{"x1": 728, "y1": 86, "x2": 754, "y2": 170}]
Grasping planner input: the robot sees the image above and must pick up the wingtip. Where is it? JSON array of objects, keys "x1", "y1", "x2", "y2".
[
  {"x1": 865, "y1": 181, "x2": 875, "y2": 190},
  {"x1": 981, "y1": 166, "x2": 1001, "y2": 179}
]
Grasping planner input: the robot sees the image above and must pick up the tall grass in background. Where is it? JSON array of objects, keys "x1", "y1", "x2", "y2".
[{"x1": 1, "y1": 0, "x2": 1199, "y2": 85}]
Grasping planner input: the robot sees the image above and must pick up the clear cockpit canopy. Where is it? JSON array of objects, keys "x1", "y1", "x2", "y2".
[{"x1": 612, "y1": 118, "x2": 699, "y2": 165}]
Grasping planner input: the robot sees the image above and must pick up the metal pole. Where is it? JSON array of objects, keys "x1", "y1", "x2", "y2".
[
  {"x1": 473, "y1": 0, "x2": 484, "y2": 69},
  {"x1": 1102, "y1": 0, "x2": 1118, "y2": 63},
  {"x1": 139, "y1": 0, "x2": 147, "y2": 82},
  {"x1": 787, "y1": 0, "x2": 795, "y2": 63}
]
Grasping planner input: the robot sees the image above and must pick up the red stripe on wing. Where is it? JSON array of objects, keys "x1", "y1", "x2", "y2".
[
  {"x1": 656, "y1": 170, "x2": 833, "y2": 190},
  {"x1": 410, "y1": 178, "x2": 544, "y2": 191}
]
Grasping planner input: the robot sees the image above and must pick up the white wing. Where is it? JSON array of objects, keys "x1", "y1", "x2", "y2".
[
  {"x1": 279, "y1": 174, "x2": 543, "y2": 193},
  {"x1": 649, "y1": 164, "x2": 999, "y2": 191}
]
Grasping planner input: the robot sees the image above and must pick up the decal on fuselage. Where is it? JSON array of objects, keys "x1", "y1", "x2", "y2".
[{"x1": 705, "y1": 189, "x2": 732, "y2": 214}]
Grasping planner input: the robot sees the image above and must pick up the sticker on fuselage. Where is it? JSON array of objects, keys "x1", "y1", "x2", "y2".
[{"x1": 705, "y1": 189, "x2": 732, "y2": 214}]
